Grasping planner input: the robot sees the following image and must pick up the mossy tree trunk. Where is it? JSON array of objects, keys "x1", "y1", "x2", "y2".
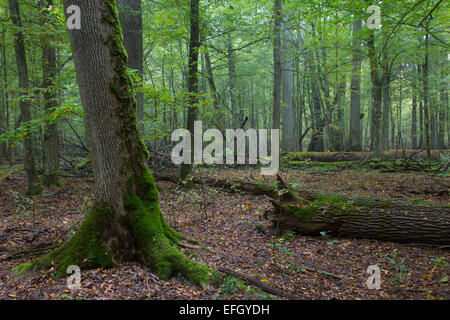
[
  {"x1": 269, "y1": 194, "x2": 450, "y2": 246},
  {"x1": 15, "y1": 0, "x2": 210, "y2": 285}
]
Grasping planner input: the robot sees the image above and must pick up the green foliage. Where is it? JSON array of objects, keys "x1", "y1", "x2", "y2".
[{"x1": 384, "y1": 252, "x2": 408, "y2": 288}]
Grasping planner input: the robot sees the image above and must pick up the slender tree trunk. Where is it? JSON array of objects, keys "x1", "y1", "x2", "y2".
[
  {"x1": 348, "y1": 19, "x2": 362, "y2": 151},
  {"x1": 18, "y1": 0, "x2": 210, "y2": 285},
  {"x1": 9, "y1": 0, "x2": 41, "y2": 195},
  {"x1": 381, "y1": 51, "x2": 390, "y2": 151},
  {"x1": 367, "y1": 30, "x2": 382, "y2": 155},
  {"x1": 180, "y1": 0, "x2": 200, "y2": 180},
  {"x1": 227, "y1": 38, "x2": 237, "y2": 128},
  {"x1": 1, "y1": 29, "x2": 12, "y2": 165},
  {"x1": 39, "y1": 0, "x2": 59, "y2": 186},
  {"x1": 272, "y1": 0, "x2": 282, "y2": 131},
  {"x1": 422, "y1": 28, "x2": 431, "y2": 161},
  {"x1": 411, "y1": 92, "x2": 418, "y2": 149},
  {"x1": 281, "y1": 22, "x2": 295, "y2": 151},
  {"x1": 296, "y1": 30, "x2": 303, "y2": 151},
  {"x1": 437, "y1": 50, "x2": 447, "y2": 148},
  {"x1": 204, "y1": 49, "x2": 221, "y2": 129}
]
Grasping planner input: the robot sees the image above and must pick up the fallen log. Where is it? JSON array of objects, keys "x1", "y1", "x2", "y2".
[
  {"x1": 155, "y1": 173, "x2": 450, "y2": 245},
  {"x1": 283, "y1": 149, "x2": 447, "y2": 163},
  {"x1": 268, "y1": 192, "x2": 450, "y2": 246}
]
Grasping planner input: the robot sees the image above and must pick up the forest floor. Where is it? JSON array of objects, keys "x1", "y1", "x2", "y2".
[{"x1": 0, "y1": 163, "x2": 449, "y2": 300}]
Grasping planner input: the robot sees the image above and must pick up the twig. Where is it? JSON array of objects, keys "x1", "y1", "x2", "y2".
[{"x1": 217, "y1": 266, "x2": 301, "y2": 300}]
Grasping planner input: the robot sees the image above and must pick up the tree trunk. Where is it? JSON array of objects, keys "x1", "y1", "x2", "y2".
[
  {"x1": 228, "y1": 38, "x2": 237, "y2": 128},
  {"x1": 117, "y1": 0, "x2": 144, "y2": 127},
  {"x1": 180, "y1": 0, "x2": 200, "y2": 180},
  {"x1": 9, "y1": 0, "x2": 41, "y2": 195},
  {"x1": 16, "y1": 0, "x2": 210, "y2": 285},
  {"x1": 348, "y1": 19, "x2": 362, "y2": 152},
  {"x1": 1, "y1": 29, "x2": 12, "y2": 165},
  {"x1": 411, "y1": 93, "x2": 418, "y2": 149},
  {"x1": 411, "y1": 64, "x2": 418, "y2": 149},
  {"x1": 381, "y1": 51, "x2": 390, "y2": 151},
  {"x1": 204, "y1": 49, "x2": 221, "y2": 129},
  {"x1": 39, "y1": 0, "x2": 60, "y2": 186},
  {"x1": 272, "y1": 0, "x2": 282, "y2": 131},
  {"x1": 281, "y1": 23, "x2": 295, "y2": 151},
  {"x1": 367, "y1": 30, "x2": 382, "y2": 155},
  {"x1": 298, "y1": 31, "x2": 324, "y2": 152},
  {"x1": 438, "y1": 50, "x2": 447, "y2": 148},
  {"x1": 422, "y1": 27, "x2": 431, "y2": 161}
]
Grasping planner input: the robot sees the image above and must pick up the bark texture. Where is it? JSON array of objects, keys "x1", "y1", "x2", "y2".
[
  {"x1": 270, "y1": 197, "x2": 450, "y2": 245},
  {"x1": 9, "y1": 0, "x2": 41, "y2": 195},
  {"x1": 117, "y1": 0, "x2": 144, "y2": 125},
  {"x1": 180, "y1": 0, "x2": 200, "y2": 180},
  {"x1": 40, "y1": 0, "x2": 60, "y2": 186}
]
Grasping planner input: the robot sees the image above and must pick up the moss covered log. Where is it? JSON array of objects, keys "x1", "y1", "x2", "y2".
[
  {"x1": 282, "y1": 150, "x2": 448, "y2": 163},
  {"x1": 269, "y1": 193, "x2": 450, "y2": 245}
]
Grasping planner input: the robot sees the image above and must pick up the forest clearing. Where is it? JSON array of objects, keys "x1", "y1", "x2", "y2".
[{"x1": 0, "y1": 0, "x2": 448, "y2": 305}]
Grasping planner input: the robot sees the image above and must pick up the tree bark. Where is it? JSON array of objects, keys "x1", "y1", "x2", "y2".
[
  {"x1": 281, "y1": 21, "x2": 295, "y2": 151},
  {"x1": 422, "y1": 27, "x2": 431, "y2": 161},
  {"x1": 180, "y1": 0, "x2": 200, "y2": 180},
  {"x1": 367, "y1": 30, "x2": 382, "y2": 156},
  {"x1": 272, "y1": 0, "x2": 282, "y2": 131},
  {"x1": 381, "y1": 51, "x2": 390, "y2": 151},
  {"x1": 438, "y1": 50, "x2": 447, "y2": 149},
  {"x1": 9, "y1": 0, "x2": 41, "y2": 195},
  {"x1": 16, "y1": 0, "x2": 210, "y2": 285},
  {"x1": 39, "y1": 0, "x2": 60, "y2": 186},
  {"x1": 348, "y1": 19, "x2": 362, "y2": 152},
  {"x1": 117, "y1": 0, "x2": 144, "y2": 127},
  {"x1": 270, "y1": 198, "x2": 450, "y2": 245},
  {"x1": 228, "y1": 38, "x2": 237, "y2": 129}
]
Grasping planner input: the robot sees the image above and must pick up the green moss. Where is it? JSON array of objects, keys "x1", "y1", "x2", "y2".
[
  {"x1": 281, "y1": 202, "x2": 320, "y2": 222},
  {"x1": 12, "y1": 261, "x2": 33, "y2": 275},
  {"x1": 124, "y1": 169, "x2": 209, "y2": 285},
  {"x1": 126, "y1": 190, "x2": 210, "y2": 285},
  {"x1": 288, "y1": 161, "x2": 351, "y2": 166},
  {"x1": 409, "y1": 199, "x2": 433, "y2": 206},
  {"x1": 368, "y1": 159, "x2": 395, "y2": 171},
  {"x1": 313, "y1": 194, "x2": 343, "y2": 203},
  {"x1": 13, "y1": 203, "x2": 114, "y2": 278},
  {"x1": 277, "y1": 193, "x2": 359, "y2": 222}
]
